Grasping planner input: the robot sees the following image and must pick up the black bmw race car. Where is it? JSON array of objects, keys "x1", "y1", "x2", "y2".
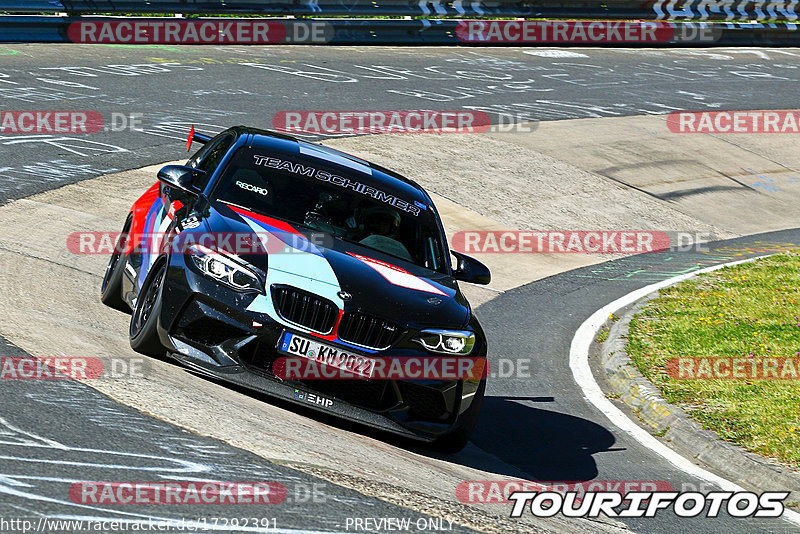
[{"x1": 100, "y1": 126, "x2": 491, "y2": 451}]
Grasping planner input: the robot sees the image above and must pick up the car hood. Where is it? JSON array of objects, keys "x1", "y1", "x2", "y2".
[{"x1": 203, "y1": 202, "x2": 470, "y2": 328}]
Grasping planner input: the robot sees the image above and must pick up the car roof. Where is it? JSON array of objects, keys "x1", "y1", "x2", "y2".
[{"x1": 226, "y1": 126, "x2": 432, "y2": 205}]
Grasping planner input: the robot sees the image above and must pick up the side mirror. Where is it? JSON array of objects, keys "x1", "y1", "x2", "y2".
[
  {"x1": 451, "y1": 250, "x2": 491, "y2": 285},
  {"x1": 157, "y1": 165, "x2": 204, "y2": 195}
]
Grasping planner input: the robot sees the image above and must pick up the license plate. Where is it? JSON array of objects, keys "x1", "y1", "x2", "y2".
[{"x1": 278, "y1": 332, "x2": 376, "y2": 379}]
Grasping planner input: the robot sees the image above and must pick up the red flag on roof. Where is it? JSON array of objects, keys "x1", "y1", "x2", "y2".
[{"x1": 186, "y1": 125, "x2": 194, "y2": 152}]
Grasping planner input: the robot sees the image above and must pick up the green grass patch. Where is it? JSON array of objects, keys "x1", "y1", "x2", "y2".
[
  {"x1": 627, "y1": 251, "x2": 800, "y2": 466},
  {"x1": 596, "y1": 327, "x2": 610, "y2": 343},
  {"x1": 652, "y1": 426, "x2": 670, "y2": 438}
]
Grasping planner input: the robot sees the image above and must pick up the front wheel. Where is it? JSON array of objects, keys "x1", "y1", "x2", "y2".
[
  {"x1": 431, "y1": 378, "x2": 486, "y2": 454},
  {"x1": 100, "y1": 215, "x2": 132, "y2": 312},
  {"x1": 129, "y1": 259, "x2": 166, "y2": 357}
]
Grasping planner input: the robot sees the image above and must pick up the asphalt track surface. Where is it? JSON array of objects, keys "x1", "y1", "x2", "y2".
[
  {"x1": 477, "y1": 230, "x2": 800, "y2": 534},
  {"x1": 0, "y1": 338, "x2": 481, "y2": 534},
  {"x1": 2, "y1": 44, "x2": 800, "y2": 204},
  {"x1": 2, "y1": 44, "x2": 800, "y2": 533}
]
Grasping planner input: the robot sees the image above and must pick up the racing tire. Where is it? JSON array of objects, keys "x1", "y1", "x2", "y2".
[
  {"x1": 100, "y1": 215, "x2": 132, "y2": 312},
  {"x1": 431, "y1": 378, "x2": 486, "y2": 454},
  {"x1": 129, "y1": 258, "x2": 167, "y2": 358}
]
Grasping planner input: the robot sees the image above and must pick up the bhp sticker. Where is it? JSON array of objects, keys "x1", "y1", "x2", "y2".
[
  {"x1": 452, "y1": 231, "x2": 670, "y2": 254},
  {"x1": 668, "y1": 111, "x2": 800, "y2": 134},
  {"x1": 0, "y1": 357, "x2": 104, "y2": 380},
  {"x1": 457, "y1": 480, "x2": 674, "y2": 503},
  {"x1": 68, "y1": 20, "x2": 287, "y2": 44},
  {"x1": 273, "y1": 111, "x2": 493, "y2": 134},
  {"x1": 0, "y1": 111, "x2": 104, "y2": 134},
  {"x1": 668, "y1": 357, "x2": 800, "y2": 380},
  {"x1": 70, "y1": 482, "x2": 287, "y2": 505}
]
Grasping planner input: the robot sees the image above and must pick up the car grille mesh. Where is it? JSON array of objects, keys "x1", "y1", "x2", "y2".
[
  {"x1": 271, "y1": 285, "x2": 338, "y2": 334},
  {"x1": 338, "y1": 311, "x2": 401, "y2": 350}
]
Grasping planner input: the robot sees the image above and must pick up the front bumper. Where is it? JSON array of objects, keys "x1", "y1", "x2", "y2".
[{"x1": 155, "y1": 255, "x2": 485, "y2": 442}]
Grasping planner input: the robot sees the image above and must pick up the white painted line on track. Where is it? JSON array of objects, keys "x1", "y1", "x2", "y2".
[
  {"x1": 523, "y1": 50, "x2": 589, "y2": 58},
  {"x1": 568, "y1": 254, "x2": 800, "y2": 527}
]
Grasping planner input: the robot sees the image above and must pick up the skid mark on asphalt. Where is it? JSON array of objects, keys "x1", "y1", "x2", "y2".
[{"x1": 574, "y1": 243, "x2": 800, "y2": 282}]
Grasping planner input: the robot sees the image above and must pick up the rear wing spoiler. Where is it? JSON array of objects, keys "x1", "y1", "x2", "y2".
[{"x1": 186, "y1": 125, "x2": 212, "y2": 151}]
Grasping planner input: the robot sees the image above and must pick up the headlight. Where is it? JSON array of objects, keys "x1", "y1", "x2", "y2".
[
  {"x1": 413, "y1": 329, "x2": 475, "y2": 355},
  {"x1": 187, "y1": 244, "x2": 261, "y2": 292}
]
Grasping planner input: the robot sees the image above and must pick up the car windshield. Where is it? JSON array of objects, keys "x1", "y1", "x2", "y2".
[{"x1": 214, "y1": 146, "x2": 447, "y2": 273}]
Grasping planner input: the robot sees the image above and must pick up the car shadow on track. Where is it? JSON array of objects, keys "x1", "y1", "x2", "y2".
[
  {"x1": 180, "y1": 368, "x2": 618, "y2": 482},
  {"x1": 454, "y1": 396, "x2": 619, "y2": 481}
]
